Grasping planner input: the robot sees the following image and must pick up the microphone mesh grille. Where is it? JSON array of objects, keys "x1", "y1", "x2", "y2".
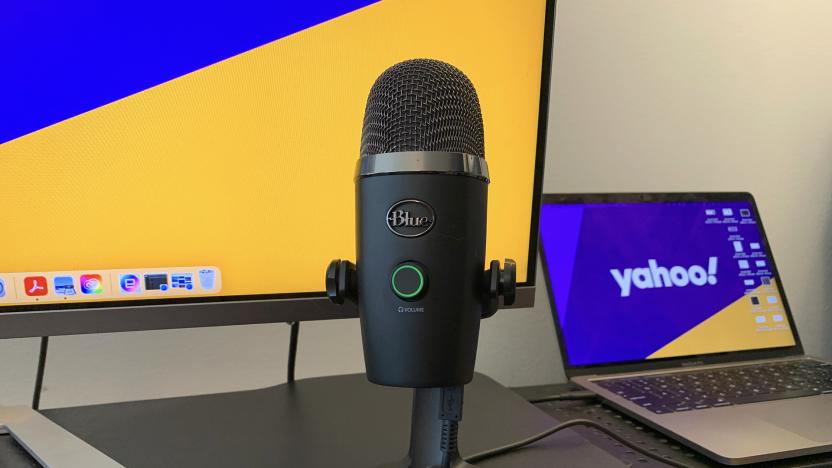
[{"x1": 360, "y1": 59, "x2": 485, "y2": 158}]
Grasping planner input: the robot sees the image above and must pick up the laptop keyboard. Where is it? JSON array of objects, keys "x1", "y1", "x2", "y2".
[{"x1": 595, "y1": 359, "x2": 832, "y2": 414}]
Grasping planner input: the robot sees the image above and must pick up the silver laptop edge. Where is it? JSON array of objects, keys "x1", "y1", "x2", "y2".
[{"x1": 0, "y1": 406, "x2": 124, "y2": 467}]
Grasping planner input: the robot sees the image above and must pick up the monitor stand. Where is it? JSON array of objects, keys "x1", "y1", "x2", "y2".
[{"x1": 14, "y1": 373, "x2": 621, "y2": 467}]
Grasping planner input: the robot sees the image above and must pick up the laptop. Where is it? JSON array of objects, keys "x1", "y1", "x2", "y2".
[{"x1": 538, "y1": 192, "x2": 832, "y2": 465}]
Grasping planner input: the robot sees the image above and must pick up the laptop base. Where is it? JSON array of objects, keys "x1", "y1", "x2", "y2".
[
  {"x1": 537, "y1": 386, "x2": 832, "y2": 467},
  {"x1": 574, "y1": 357, "x2": 832, "y2": 465}
]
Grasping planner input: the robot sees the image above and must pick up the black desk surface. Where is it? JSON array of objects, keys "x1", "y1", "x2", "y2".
[
  {"x1": 0, "y1": 373, "x2": 622, "y2": 468},
  {"x1": 5, "y1": 376, "x2": 832, "y2": 467}
]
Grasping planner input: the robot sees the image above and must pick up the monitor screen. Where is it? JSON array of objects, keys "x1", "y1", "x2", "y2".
[
  {"x1": 540, "y1": 199, "x2": 798, "y2": 367},
  {"x1": 0, "y1": 0, "x2": 549, "y2": 311}
]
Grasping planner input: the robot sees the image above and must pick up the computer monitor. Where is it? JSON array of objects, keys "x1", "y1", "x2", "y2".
[{"x1": 0, "y1": 0, "x2": 555, "y2": 338}]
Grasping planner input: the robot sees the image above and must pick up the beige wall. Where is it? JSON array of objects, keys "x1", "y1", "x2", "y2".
[{"x1": 1, "y1": 0, "x2": 831, "y2": 409}]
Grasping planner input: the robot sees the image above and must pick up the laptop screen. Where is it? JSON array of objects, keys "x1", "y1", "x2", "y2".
[{"x1": 540, "y1": 198, "x2": 797, "y2": 367}]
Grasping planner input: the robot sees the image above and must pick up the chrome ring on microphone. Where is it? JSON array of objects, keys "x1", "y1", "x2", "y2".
[{"x1": 356, "y1": 151, "x2": 490, "y2": 182}]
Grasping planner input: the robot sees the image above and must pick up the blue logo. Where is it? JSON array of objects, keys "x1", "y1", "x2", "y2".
[
  {"x1": 0, "y1": 278, "x2": 5, "y2": 298},
  {"x1": 54, "y1": 276, "x2": 77, "y2": 296}
]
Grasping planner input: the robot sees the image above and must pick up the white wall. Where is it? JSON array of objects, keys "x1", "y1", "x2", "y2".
[{"x1": 1, "y1": 0, "x2": 831, "y2": 409}]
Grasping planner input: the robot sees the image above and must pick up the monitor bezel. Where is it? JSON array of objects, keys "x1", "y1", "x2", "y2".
[
  {"x1": 0, "y1": 0, "x2": 556, "y2": 337},
  {"x1": 539, "y1": 192, "x2": 805, "y2": 378}
]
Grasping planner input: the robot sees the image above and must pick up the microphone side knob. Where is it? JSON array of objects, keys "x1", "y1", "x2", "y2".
[
  {"x1": 482, "y1": 259, "x2": 517, "y2": 318},
  {"x1": 500, "y1": 258, "x2": 517, "y2": 306},
  {"x1": 326, "y1": 259, "x2": 357, "y2": 304}
]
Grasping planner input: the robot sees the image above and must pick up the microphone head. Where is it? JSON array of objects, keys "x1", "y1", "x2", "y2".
[{"x1": 360, "y1": 59, "x2": 485, "y2": 158}]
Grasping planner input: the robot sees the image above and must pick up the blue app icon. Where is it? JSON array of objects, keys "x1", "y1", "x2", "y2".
[
  {"x1": 0, "y1": 278, "x2": 5, "y2": 298},
  {"x1": 171, "y1": 273, "x2": 194, "y2": 290},
  {"x1": 54, "y1": 276, "x2": 77, "y2": 296},
  {"x1": 120, "y1": 274, "x2": 141, "y2": 293}
]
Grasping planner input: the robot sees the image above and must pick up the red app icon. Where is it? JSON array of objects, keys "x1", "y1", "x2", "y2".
[{"x1": 24, "y1": 276, "x2": 49, "y2": 297}]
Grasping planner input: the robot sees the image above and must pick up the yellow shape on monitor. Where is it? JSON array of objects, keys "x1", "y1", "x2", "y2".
[{"x1": 648, "y1": 280, "x2": 796, "y2": 359}]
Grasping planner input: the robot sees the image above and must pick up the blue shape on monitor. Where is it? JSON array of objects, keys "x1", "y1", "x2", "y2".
[{"x1": 0, "y1": 0, "x2": 381, "y2": 144}]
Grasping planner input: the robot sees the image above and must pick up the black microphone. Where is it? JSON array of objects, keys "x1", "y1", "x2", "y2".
[
  {"x1": 326, "y1": 58, "x2": 515, "y2": 467},
  {"x1": 328, "y1": 58, "x2": 515, "y2": 387}
]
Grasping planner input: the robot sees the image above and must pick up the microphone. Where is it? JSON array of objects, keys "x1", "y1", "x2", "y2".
[
  {"x1": 329, "y1": 58, "x2": 516, "y2": 387},
  {"x1": 326, "y1": 59, "x2": 516, "y2": 467}
]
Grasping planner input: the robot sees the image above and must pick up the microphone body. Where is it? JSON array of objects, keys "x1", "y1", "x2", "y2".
[{"x1": 357, "y1": 165, "x2": 487, "y2": 387}]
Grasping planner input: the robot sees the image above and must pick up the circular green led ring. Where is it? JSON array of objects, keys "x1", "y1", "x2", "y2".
[{"x1": 391, "y1": 264, "x2": 425, "y2": 299}]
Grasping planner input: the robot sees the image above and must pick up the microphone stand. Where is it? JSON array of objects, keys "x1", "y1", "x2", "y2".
[{"x1": 380, "y1": 386, "x2": 475, "y2": 468}]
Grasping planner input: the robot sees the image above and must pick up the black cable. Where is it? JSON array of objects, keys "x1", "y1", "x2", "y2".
[
  {"x1": 32, "y1": 336, "x2": 49, "y2": 410},
  {"x1": 439, "y1": 386, "x2": 464, "y2": 464},
  {"x1": 527, "y1": 390, "x2": 596, "y2": 403},
  {"x1": 286, "y1": 322, "x2": 300, "y2": 383},
  {"x1": 440, "y1": 419, "x2": 460, "y2": 467},
  {"x1": 466, "y1": 418, "x2": 693, "y2": 468}
]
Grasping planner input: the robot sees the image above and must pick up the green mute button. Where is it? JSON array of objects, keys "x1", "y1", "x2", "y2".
[{"x1": 391, "y1": 263, "x2": 425, "y2": 300}]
